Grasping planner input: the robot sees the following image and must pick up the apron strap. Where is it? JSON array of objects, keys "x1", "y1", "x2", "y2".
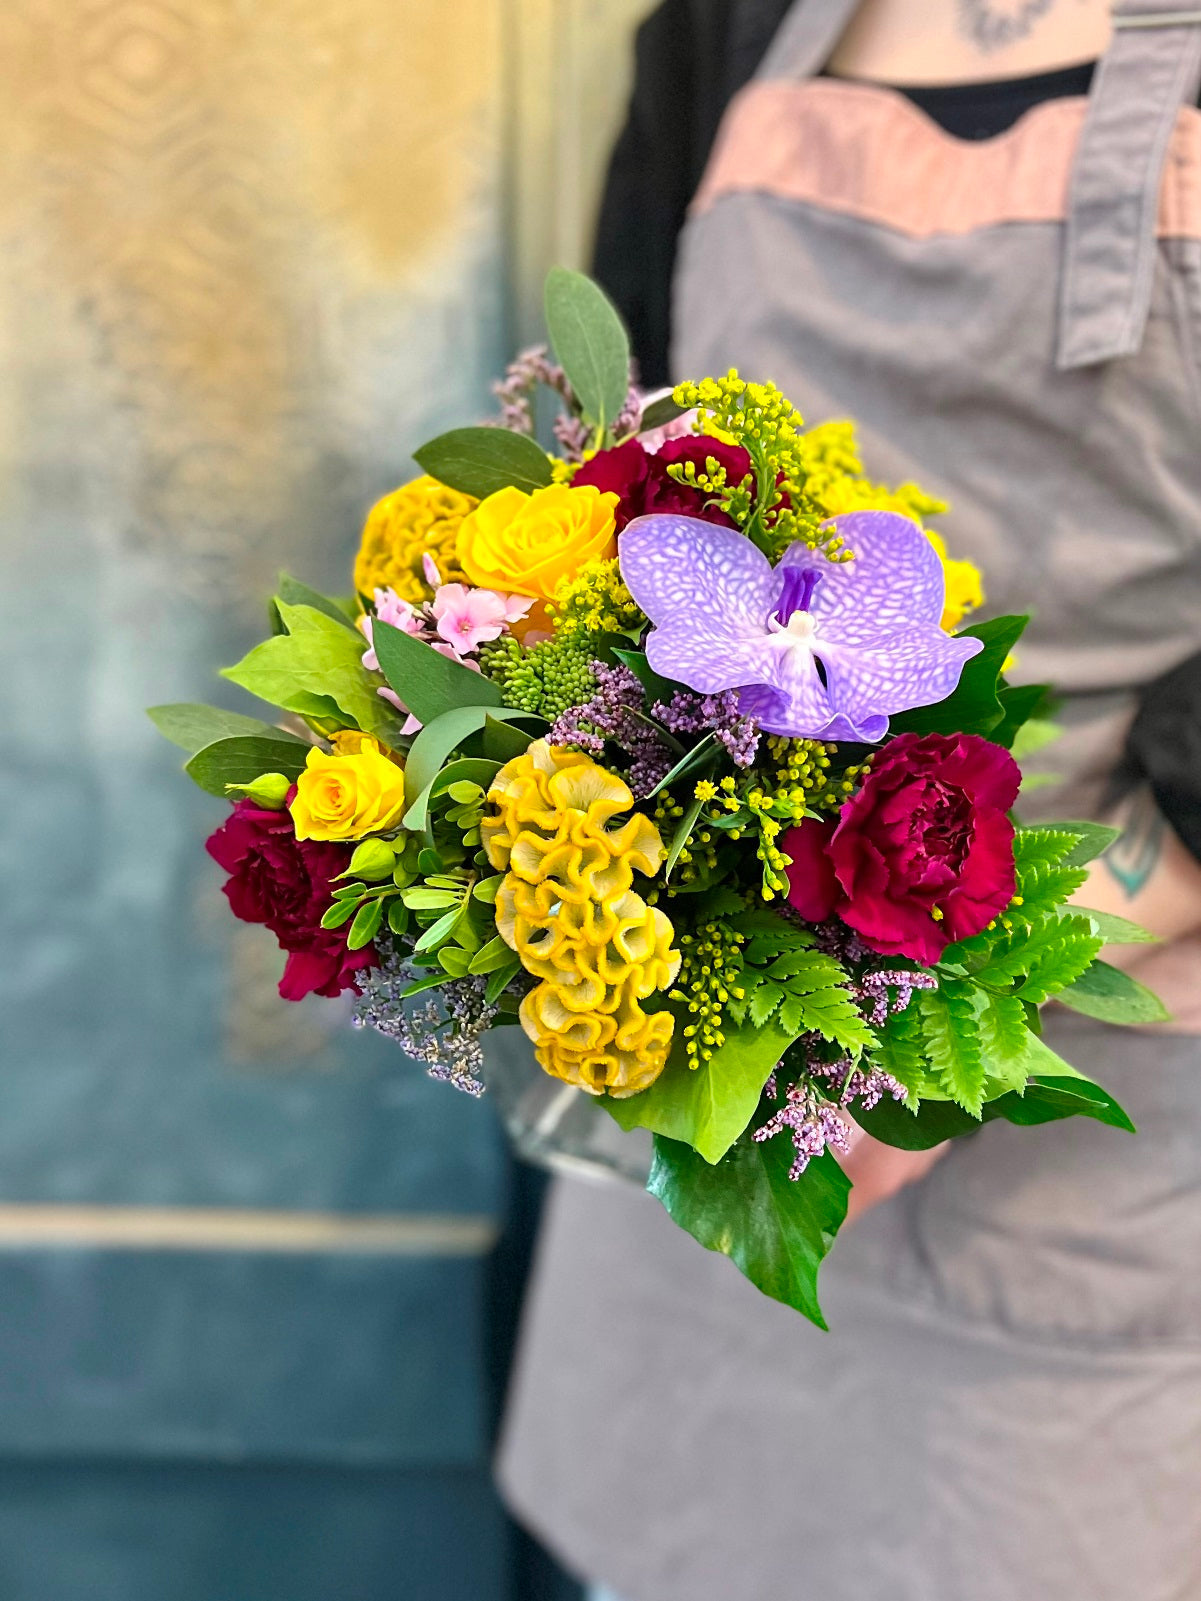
[
  {"x1": 756, "y1": 0, "x2": 865, "y2": 82},
  {"x1": 1058, "y1": 0, "x2": 1201, "y2": 369}
]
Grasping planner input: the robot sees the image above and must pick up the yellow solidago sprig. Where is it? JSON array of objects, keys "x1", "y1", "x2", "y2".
[
  {"x1": 550, "y1": 557, "x2": 645, "y2": 643},
  {"x1": 290, "y1": 737, "x2": 407, "y2": 842},
  {"x1": 482, "y1": 740, "x2": 681, "y2": 1098},
  {"x1": 354, "y1": 476, "x2": 473, "y2": 603},
  {"x1": 668, "y1": 919, "x2": 747, "y2": 1073}
]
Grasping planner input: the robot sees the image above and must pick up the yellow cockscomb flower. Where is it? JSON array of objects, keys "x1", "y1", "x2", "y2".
[
  {"x1": 456, "y1": 483, "x2": 619, "y2": 607},
  {"x1": 482, "y1": 740, "x2": 680, "y2": 1098},
  {"x1": 290, "y1": 738, "x2": 407, "y2": 842},
  {"x1": 354, "y1": 475, "x2": 474, "y2": 602}
]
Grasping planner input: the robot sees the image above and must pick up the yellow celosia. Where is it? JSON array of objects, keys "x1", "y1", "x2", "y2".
[
  {"x1": 290, "y1": 738, "x2": 407, "y2": 842},
  {"x1": 483, "y1": 740, "x2": 680, "y2": 1098},
  {"x1": 456, "y1": 483, "x2": 618, "y2": 606},
  {"x1": 354, "y1": 475, "x2": 474, "y2": 602}
]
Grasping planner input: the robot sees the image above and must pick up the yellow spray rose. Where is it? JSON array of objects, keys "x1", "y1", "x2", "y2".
[
  {"x1": 455, "y1": 483, "x2": 619, "y2": 604},
  {"x1": 290, "y1": 738, "x2": 407, "y2": 842}
]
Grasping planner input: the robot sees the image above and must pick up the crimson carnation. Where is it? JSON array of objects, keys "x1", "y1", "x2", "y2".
[
  {"x1": 572, "y1": 435, "x2": 749, "y2": 530},
  {"x1": 206, "y1": 798, "x2": 375, "y2": 1001},
  {"x1": 783, "y1": 733, "x2": 1020, "y2": 964}
]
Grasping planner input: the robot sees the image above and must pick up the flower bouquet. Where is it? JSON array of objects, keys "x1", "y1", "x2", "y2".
[{"x1": 151, "y1": 270, "x2": 1167, "y2": 1327}]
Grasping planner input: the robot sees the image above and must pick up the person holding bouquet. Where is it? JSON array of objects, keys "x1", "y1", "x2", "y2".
[{"x1": 498, "y1": 2, "x2": 1201, "y2": 1598}]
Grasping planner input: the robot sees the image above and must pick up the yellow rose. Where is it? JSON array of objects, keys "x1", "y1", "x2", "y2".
[
  {"x1": 456, "y1": 483, "x2": 619, "y2": 604},
  {"x1": 354, "y1": 475, "x2": 474, "y2": 602},
  {"x1": 927, "y1": 530, "x2": 984, "y2": 632},
  {"x1": 290, "y1": 738, "x2": 407, "y2": 842}
]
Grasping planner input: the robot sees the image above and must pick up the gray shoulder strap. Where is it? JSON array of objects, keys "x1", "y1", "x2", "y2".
[
  {"x1": 756, "y1": 0, "x2": 865, "y2": 82},
  {"x1": 1058, "y1": 0, "x2": 1201, "y2": 370}
]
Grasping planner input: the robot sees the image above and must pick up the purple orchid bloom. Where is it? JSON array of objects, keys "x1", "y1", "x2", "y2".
[{"x1": 618, "y1": 510, "x2": 983, "y2": 743}]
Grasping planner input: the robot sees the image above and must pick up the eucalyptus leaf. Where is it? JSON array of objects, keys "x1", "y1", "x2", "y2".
[
  {"x1": 544, "y1": 266, "x2": 631, "y2": 433},
  {"x1": 647, "y1": 1134, "x2": 850, "y2": 1329},
  {"x1": 184, "y1": 736, "x2": 311, "y2": 798},
  {"x1": 483, "y1": 713, "x2": 541, "y2": 762},
  {"x1": 604, "y1": 1014, "x2": 797, "y2": 1165},
  {"x1": 413, "y1": 426, "x2": 554, "y2": 498},
  {"x1": 371, "y1": 619, "x2": 503, "y2": 728},
  {"x1": 222, "y1": 602, "x2": 400, "y2": 740},
  {"x1": 148, "y1": 703, "x2": 304, "y2": 755}
]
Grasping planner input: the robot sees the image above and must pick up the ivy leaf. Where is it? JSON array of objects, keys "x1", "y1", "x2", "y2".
[
  {"x1": 544, "y1": 267, "x2": 631, "y2": 433},
  {"x1": 148, "y1": 703, "x2": 305, "y2": 755},
  {"x1": 184, "y1": 735, "x2": 310, "y2": 798},
  {"x1": 603, "y1": 1013, "x2": 795, "y2": 1165},
  {"x1": 1056, "y1": 959, "x2": 1172, "y2": 1025},
  {"x1": 916, "y1": 982, "x2": 986, "y2": 1115},
  {"x1": 646, "y1": 1134, "x2": 850, "y2": 1329},
  {"x1": 222, "y1": 603, "x2": 400, "y2": 740},
  {"x1": 412, "y1": 426, "x2": 554, "y2": 498}
]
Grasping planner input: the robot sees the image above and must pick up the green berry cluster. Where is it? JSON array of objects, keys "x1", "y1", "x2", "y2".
[
  {"x1": 479, "y1": 634, "x2": 596, "y2": 720},
  {"x1": 668, "y1": 919, "x2": 747, "y2": 1071}
]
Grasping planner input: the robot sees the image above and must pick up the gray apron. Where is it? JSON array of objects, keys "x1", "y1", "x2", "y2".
[{"x1": 499, "y1": 5, "x2": 1201, "y2": 1597}]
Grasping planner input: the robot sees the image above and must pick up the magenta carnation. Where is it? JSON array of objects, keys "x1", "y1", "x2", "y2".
[
  {"x1": 783, "y1": 733, "x2": 1021, "y2": 964},
  {"x1": 572, "y1": 434, "x2": 748, "y2": 531},
  {"x1": 206, "y1": 799, "x2": 375, "y2": 1000}
]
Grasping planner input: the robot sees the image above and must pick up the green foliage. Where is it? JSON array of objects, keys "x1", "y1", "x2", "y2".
[
  {"x1": 222, "y1": 602, "x2": 400, "y2": 740},
  {"x1": 914, "y1": 982, "x2": 987, "y2": 1114},
  {"x1": 1056, "y1": 959, "x2": 1172, "y2": 1025},
  {"x1": 272, "y1": 573, "x2": 360, "y2": 633},
  {"x1": 992, "y1": 684, "x2": 1055, "y2": 751},
  {"x1": 646, "y1": 734, "x2": 720, "y2": 800},
  {"x1": 148, "y1": 703, "x2": 304, "y2": 755},
  {"x1": 646, "y1": 1134, "x2": 850, "y2": 1329},
  {"x1": 372, "y1": 618, "x2": 503, "y2": 728},
  {"x1": 412, "y1": 426, "x2": 554, "y2": 498},
  {"x1": 184, "y1": 735, "x2": 310, "y2": 798},
  {"x1": 1069, "y1": 906, "x2": 1159, "y2": 946},
  {"x1": 728, "y1": 941, "x2": 875, "y2": 1056},
  {"x1": 889, "y1": 614, "x2": 1029, "y2": 738},
  {"x1": 544, "y1": 267, "x2": 631, "y2": 434},
  {"x1": 401, "y1": 703, "x2": 512, "y2": 825},
  {"x1": 604, "y1": 1012, "x2": 797, "y2": 1165},
  {"x1": 480, "y1": 633, "x2": 596, "y2": 721},
  {"x1": 1008, "y1": 827, "x2": 1091, "y2": 922},
  {"x1": 638, "y1": 393, "x2": 689, "y2": 434}
]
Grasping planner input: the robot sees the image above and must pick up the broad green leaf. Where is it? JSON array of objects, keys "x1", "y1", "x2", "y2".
[
  {"x1": 184, "y1": 735, "x2": 311, "y2": 798},
  {"x1": 274, "y1": 573, "x2": 360, "y2": 632},
  {"x1": 604, "y1": 1014, "x2": 796, "y2": 1165},
  {"x1": 1056, "y1": 959, "x2": 1171, "y2": 1025},
  {"x1": 222, "y1": 602, "x2": 399, "y2": 740},
  {"x1": 1001, "y1": 1076, "x2": 1136, "y2": 1132},
  {"x1": 371, "y1": 618, "x2": 503, "y2": 727},
  {"x1": 1068, "y1": 906, "x2": 1159, "y2": 945},
  {"x1": 412, "y1": 426, "x2": 554, "y2": 498},
  {"x1": 148, "y1": 703, "x2": 304, "y2": 755},
  {"x1": 483, "y1": 713, "x2": 538, "y2": 762},
  {"x1": 889, "y1": 614, "x2": 1029, "y2": 738},
  {"x1": 638, "y1": 393, "x2": 689, "y2": 434},
  {"x1": 403, "y1": 712, "x2": 533, "y2": 828},
  {"x1": 544, "y1": 267, "x2": 631, "y2": 432},
  {"x1": 347, "y1": 897, "x2": 385, "y2": 951},
  {"x1": 748, "y1": 980, "x2": 785, "y2": 1028},
  {"x1": 646, "y1": 1134, "x2": 850, "y2": 1328},
  {"x1": 1008, "y1": 711, "x2": 1061, "y2": 760}
]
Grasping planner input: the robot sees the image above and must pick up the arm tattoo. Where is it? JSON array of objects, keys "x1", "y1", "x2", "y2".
[
  {"x1": 957, "y1": 0, "x2": 1057, "y2": 53},
  {"x1": 1104, "y1": 786, "x2": 1166, "y2": 900}
]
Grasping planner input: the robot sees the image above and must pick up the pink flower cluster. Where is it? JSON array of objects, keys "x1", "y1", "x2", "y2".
[{"x1": 359, "y1": 555, "x2": 532, "y2": 731}]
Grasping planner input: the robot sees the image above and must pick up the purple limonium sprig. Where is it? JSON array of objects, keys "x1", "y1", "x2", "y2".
[
  {"x1": 352, "y1": 954, "x2": 495, "y2": 1097},
  {"x1": 549, "y1": 661, "x2": 674, "y2": 797},
  {"x1": 652, "y1": 688, "x2": 760, "y2": 767},
  {"x1": 753, "y1": 1076, "x2": 853, "y2": 1180},
  {"x1": 492, "y1": 343, "x2": 641, "y2": 461},
  {"x1": 618, "y1": 510, "x2": 983, "y2": 743}
]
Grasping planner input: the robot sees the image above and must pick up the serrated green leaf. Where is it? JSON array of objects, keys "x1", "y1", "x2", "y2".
[
  {"x1": 873, "y1": 1003, "x2": 929, "y2": 1107},
  {"x1": 798, "y1": 987, "x2": 878, "y2": 1054},
  {"x1": 183, "y1": 735, "x2": 310, "y2": 798},
  {"x1": 371, "y1": 619, "x2": 502, "y2": 730},
  {"x1": 1011, "y1": 860, "x2": 1090, "y2": 922},
  {"x1": 749, "y1": 980, "x2": 785, "y2": 1028},
  {"x1": 917, "y1": 983, "x2": 986, "y2": 1115},
  {"x1": 1034, "y1": 819, "x2": 1122, "y2": 868},
  {"x1": 148, "y1": 703, "x2": 306, "y2": 755},
  {"x1": 1056, "y1": 959, "x2": 1171, "y2": 1025},
  {"x1": 274, "y1": 573, "x2": 360, "y2": 632},
  {"x1": 646, "y1": 1134, "x2": 850, "y2": 1328},
  {"x1": 413, "y1": 425, "x2": 554, "y2": 498},
  {"x1": 767, "y1": 949, "x2": 846, "y2": 986},
  {"x1": 604, "y1": 1013, "x2": 796, "y2": 1165},
  {"x1": 347, "y1": 896, "x2": 384, "y2": 951},
  {"x1": 1069, "y1": 906, "x2": 1159, "y2": 945},
  {"x1": 222, "y1": 602, "x2": 400, "y2": 740},
  {"x1": 544, "y1": 267, "x2": 631, "y2": 432},
  {"x1": 1015, "y1": 915, "x2": 1103, "y2": 1004}
]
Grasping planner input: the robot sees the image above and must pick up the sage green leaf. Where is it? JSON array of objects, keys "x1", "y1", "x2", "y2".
[
  {"x1": 888, "y1": 614, "x2": 1028, "y2": 738},
  {"x1": 1056, "y1": 959, "x2": 1172, "y2": 1025},
  {"x1": 184, "y1": 736, "x2": 311, "y2": 798},
  {"x1": 544, "y1": 267, "x2": 631, "y2": 432},
  {"x1": 371, "y1": 618, "x2": 502, "y2": 727},
  {"x1": 222, "y1": 602, "x2": 399, "y2": 740},
  {"x1": 646, "y1": 1134, "x2": 850, "y2": 1329},
  {"x1": 413, "y1": 426, "x2": 554, "y2": 498},
  {"x1": 604, "y1": 1014, "x2": 796, "y2": 1165},
  {"x1": 148, "y1": 703, "x2": 304, "y2": 755},
  {"x1": 1068, "y1": 906, "x2": 1159, "y2": 945},
  {"x1": 274, "y1": 573, "x2": 360, "y2": 632}
]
